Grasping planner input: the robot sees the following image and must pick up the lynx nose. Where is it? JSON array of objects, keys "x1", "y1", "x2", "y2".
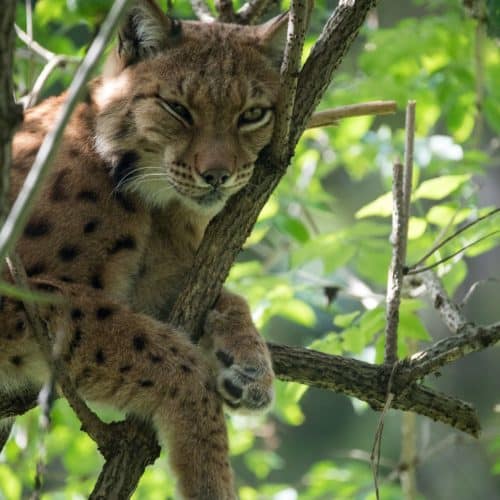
[{"x1": 201, "y1": 168, "x2": 231, "y2": 188}]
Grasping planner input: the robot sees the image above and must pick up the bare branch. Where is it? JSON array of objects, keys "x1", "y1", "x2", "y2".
[
  {"x1": 236, "y1": 0, "x2": 275, "y2": 24},
  {"x1": 404, "y1": 321, "x2": 500, "y2": 382},
  {"x1": 384, "y1": 162, "x2": 405, "y2": 365},
  {"x1": 307, "y1": 100, "x2": 397, "y2": 128},
  {"x1": 406, "y1": 207, "x2": 499, "y2": 273},
  {"x1": 269, "y1": 343, "x2": 480, "y2": 436},
  {"x1": 271, "y1": 0, "x2": 308, "y2": 164},
  {"x1": 401, "y1": 100, "x2": 415, "y2": 259},
  {"x1": 190, "y1": 0, "x2": 215, "y2": 22},
  {"x1": 15, "y1": 24, "x2": 56, "y2": 61}
]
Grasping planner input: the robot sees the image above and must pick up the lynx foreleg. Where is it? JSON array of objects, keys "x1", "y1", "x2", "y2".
[{"x1": 203, "y1": 290, "x2": 274, "y2": 413}]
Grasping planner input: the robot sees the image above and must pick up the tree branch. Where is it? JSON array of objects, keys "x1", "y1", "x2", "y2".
[
  {"x1": 306, "y1": 100, "x2": 397, "y2": 128},
  {"x1": 236, "y1": 0, "x2": 276, "y2": 24}
]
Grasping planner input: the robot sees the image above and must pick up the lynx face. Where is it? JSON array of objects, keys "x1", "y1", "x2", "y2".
[{"x1": 94, "y1": 6, "x2": 286, "y2": 215}]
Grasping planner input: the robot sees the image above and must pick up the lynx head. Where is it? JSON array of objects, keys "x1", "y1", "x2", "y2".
[{"x1": 93, "y1": 0, "x2": 287, "y2": 215}]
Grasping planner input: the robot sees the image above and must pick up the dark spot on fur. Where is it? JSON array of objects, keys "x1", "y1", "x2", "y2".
[
  {"x1": 119, "y1": 364, "x2": 132, "y2": 373},
  {"x1": 15, "y1": 319, "x2": 25, "y2": 331},
  {"x1": 180, "y1": 363, "x2": 192, "y2": 373},
  {"x1": 169, "y1": 387, "x2": 178, "y2": 398},
  {"x1": 90, "y1": 274, "x2": 103, "y2": 289},
  {"x1": 170, "y1": 346, "x2": 178, "y2": 355},
  {"x1": 133, "y1": 335, "x2": 146, "y2": 351},
  {"x1": 24, "y1": 218, "x2": 52, "y2": 238},
  {"x1": 69, "y1": 147, "x2": 79, "y2": 157},
  {"x1": 216, "y1": 350, "x2": 233, "y2": 367},
  {"x1": 34, "y1": 282, "x2": 58, "y2": 292},
  {"x1": 10, "y1": 355, "x2": 22, "y2": 366},
  {"x1": 149, "y1": 353, "x2": 162, "y2": 363},
  {"x1": 112, "y1": 151, "x2": 139, "y2": 189},
  {"x1": 68, "y1": 328, "x2": 83, "y2": 357},
  {"x1": 59, "y1": 275, "x2": 75, "y2": 283},
  {"x1": 58, "y1": 245, "x2": 79, "y2": 262},
  {"x1": 95, "y1": 349, "x2": 106, "y2": 364},
  {"x1": 14, "y1": 301, "x2": 24, "y2": 311},
  {"x1": 26, "y1": 262, "x2": 46, "y2": 276},
  {"x1": 96, "y1": 307, "x2": 114, "y2": 320},
  {"x1": 84, "y1": 219, "x2": 100, "y2": 234},
  {"x1": 114, "y1": 192, "x2": 136, "y2": 213},
  {"x1": 223, "y1": 379, "x2": 243, "y2": 399},
  {"x1": 71, "y1": 308, "x2": 83, "y2": 320},
  {"x1": 108, "y1": 235, "x2": 136, "y2": 254},
  {"x1": 139, "y1": 379, "x2": 154, "y2": 387},
  {"x1": 77, "y1": 190, "x2": 99, "y2": 202},
  {"x1": 51, "y1": 169, "x2": 70, "y2": 201}
]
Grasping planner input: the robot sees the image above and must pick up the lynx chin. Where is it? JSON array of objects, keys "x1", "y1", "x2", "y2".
[{"x1": 1, "y1": 0, "x2": 288, "y2": 498}]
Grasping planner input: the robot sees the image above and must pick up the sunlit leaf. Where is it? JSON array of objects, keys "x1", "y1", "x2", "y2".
[{"x1": 413, "y1": 174, "x2": 471, "y2": 200}]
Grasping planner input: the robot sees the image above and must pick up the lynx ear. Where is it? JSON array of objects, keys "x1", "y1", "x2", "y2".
[
  {"x1": 117, "y1": 0, "x2": 181, "y2": 67},
  {"x1": 256, "y1": 12, "x2": 289, "y2": 68}
]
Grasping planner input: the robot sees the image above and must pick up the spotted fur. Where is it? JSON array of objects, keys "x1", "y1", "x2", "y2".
[{"x1": 1, "y1": 1, "x2": 287, "y2": 498}]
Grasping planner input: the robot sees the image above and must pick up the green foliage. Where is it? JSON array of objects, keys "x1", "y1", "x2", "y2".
[{"x1": 4, "y1": 0, "x2": 499, "y2": 499}]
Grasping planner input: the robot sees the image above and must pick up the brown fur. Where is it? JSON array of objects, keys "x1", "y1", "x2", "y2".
[{"x1": 1, "y1": 2, "x2": 287, "y2": 498}]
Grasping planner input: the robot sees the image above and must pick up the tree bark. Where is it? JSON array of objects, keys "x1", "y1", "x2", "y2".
[{"x1": 0, "y1": 1, "x2": 23, "y2": 222}]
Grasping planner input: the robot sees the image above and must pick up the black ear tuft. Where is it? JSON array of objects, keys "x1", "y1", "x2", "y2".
[{"x1": 117, "y1": 0, "x2": 182, "y2": 67}]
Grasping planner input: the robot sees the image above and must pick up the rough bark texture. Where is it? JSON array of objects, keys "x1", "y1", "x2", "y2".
[
  {"x1": 269, "y1": 343, "x2": 480, "y2": 436},
  {"x1": 0, "y1": 1, "x2": 23, "y2": 221},
  {"x1": 90, "y1": 418, "x2": 160, "y2": 500}
]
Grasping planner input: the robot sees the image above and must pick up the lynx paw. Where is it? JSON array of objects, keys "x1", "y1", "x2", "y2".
[
  {"x1": 204, "y1": 309, "x2": 274, "y2": 413},
  {"x1": 215, "y1": 350, "x2": 273, "y2": 412}
]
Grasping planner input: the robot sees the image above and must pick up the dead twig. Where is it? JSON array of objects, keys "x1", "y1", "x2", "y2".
[{"x1": 306, "y1": 100, "x2": 397, "y2": 128}]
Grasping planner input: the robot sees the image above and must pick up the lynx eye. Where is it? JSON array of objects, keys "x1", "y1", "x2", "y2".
[
  {"x1": 238, "y1": 107, "x2": 272, "y2": 130},
  {"x1": 157, "y1": 98, "x2": 193, "y2": 126}
]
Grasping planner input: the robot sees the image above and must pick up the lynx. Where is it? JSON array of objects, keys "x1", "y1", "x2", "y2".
[{"x1": 1, "y1": 1, "x2": 287, "y2": 498}]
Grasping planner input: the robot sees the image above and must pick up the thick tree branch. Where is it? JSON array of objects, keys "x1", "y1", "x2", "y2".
[
  {"x1": 384, "y1": 162, "x2": 405, "y2": 365},
  {"x1": 0, "y1": 2, "x2": 23, "y2": 223},
  {"x1": 269, "y1": 343, "x2": 480, "y2": 436}
]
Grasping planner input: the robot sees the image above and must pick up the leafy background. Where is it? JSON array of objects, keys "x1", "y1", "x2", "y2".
[{"x1": 2, "y1": 0, "x2": 499, "y2": 498}]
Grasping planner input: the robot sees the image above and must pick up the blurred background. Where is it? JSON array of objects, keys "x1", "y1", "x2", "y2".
[{"x1": 1, "y1": 0, "x2": 499, "y2": 498}]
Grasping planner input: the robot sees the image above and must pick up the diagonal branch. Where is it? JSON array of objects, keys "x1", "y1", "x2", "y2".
[{"x1": 271, "y1": 0, "x2": 308, "y2": 164}]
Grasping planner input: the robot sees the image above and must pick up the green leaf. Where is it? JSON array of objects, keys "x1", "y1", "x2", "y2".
[
  {"x1": 333, "y1": 311, "x2": 360, "y2": 328},
  {"x1": 408, "y1": 217, "x2": 427, "y2": 239},
  {"x1": 413, "y1": 174, "x2": 471, "y2": 200},
  {"x1": 342, "y1": 326, "x2": 366, "y2": 354},
  {"x1": 309, "y1": 332, "x2": 344, "y2": 356},
  {"x1": 399, "y1": 309, "x2": 431, "y2": 341},
  {"x1": 355, "y1": 191, "x2": 392, "y2": 218},
  {"x1": 275, "y1": 214, "x2": 310, "y2": 242},
  {"x1": 271, "y1": 299, "x2": 316, "y2": 327}
]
